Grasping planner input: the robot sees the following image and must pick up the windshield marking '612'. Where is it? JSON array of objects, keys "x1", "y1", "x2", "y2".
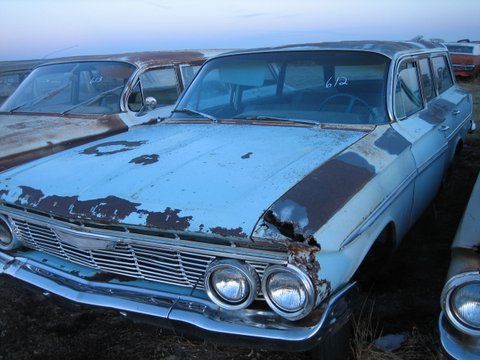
[{"x1": 174, "y1": 51, "x2": 390, "y2": 125}]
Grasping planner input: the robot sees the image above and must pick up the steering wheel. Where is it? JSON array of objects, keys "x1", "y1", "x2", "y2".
[{"x1": 318, "y1": 93, "x2": 375, "y2": 121}]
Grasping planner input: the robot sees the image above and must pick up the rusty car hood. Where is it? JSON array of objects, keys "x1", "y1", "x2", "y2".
[
  {"x1": 0, "y1": 113, "x2": 127, "y2": 171},
  {"x1": 0, "y1": 122, "x2": 369, "y2": 239}
]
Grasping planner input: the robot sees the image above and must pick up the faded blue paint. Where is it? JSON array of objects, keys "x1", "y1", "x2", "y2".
[{"x1": 0, "y1": 122, "x2": 367, "y2": 238}]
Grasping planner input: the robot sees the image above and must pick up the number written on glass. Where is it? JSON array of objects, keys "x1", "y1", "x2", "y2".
[{"x1": 326, "y1": 76, "x2": 348, "y2": 88}]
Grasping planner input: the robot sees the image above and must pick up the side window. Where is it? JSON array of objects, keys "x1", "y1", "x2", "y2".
[
  {"x1": 180, "y1": 65, "x2": 201, "y2": 88},
  {"x1": 431, "y1": 56, "x2": 453, "y2": 94},
  {"x1": 127, "y1": 82, "x2": 142, "y2": 112},
  {"x1": 418, "y1": 58, "x2": 435, "y2": 102},
  {"x1": 395, "y1": 61, "x2": 423, "y2": 120},
  {"x1": 139, "y1": 67, "x2": 179, "y2": 107}
]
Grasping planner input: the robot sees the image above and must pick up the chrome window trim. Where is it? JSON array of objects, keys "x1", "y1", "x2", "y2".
[
  {"x1": 392, "y1": 58, "x2": 424, "y2": 121},
  {"x1": 390, "y1": 51, "x2": 453, "y2": 123}
]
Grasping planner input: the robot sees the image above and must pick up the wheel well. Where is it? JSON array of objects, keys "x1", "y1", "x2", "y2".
[{"x1": 352, "y1": 222, "x2": 396, "y2": 284}]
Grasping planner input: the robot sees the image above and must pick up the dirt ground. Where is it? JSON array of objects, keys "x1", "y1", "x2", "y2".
[{"x1": 0, "y1": 80, "x2": 479, "y2": 360}]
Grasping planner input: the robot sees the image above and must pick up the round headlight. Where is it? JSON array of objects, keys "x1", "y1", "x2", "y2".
[
  {"x1": 204, "y1": 259, "x2": 259, "y2": 310},
  {"x1": 0, "y1": 215, "x2": 19, "y2": 250},
  {"x1": 262, "y1": 265, "x2": 315, "y2": 320},
  {"x1": 451, "y1": 282, "x2": 480, "y2": 329},
  {"x1": 442, "y1": 272, "x2": 480, "y2": 336}
]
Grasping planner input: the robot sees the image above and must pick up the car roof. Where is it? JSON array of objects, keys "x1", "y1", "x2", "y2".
[
  {"x1": 219, "y1": 40, "x2": 446, "y2": 60},
  {"x1": 32, "y1": 49, "x2": 231, "y2": 69}
]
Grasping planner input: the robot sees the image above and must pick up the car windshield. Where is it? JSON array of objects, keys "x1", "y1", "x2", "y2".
[
  {"x1": 445, "y1": 45, "x2": 474, "y2": 54},
  {"x1": 1, "y1": 61, "x2": 135, "y2": 114},
  {"x1": 174, "y1": 51, "x2": 390, "y2": 125}
]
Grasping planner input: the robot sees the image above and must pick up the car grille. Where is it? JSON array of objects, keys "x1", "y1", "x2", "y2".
[{"x1": 10, "y1": 216, "x2": 273, "y2": 291}]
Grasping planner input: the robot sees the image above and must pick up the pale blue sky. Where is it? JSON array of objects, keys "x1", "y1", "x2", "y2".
[{"x1": 0, "y1": 0, "x2": 479, "y2": 61}]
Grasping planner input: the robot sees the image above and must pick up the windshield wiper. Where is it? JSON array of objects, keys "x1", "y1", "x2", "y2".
[
  {"x1": 8, "y1": 83, "x2": 70, "y2": 113},
  {"x1": 61, "y1": 85, "x2": 124, "y2": 115},
  {"x1": 233, "y1": 115, "x2": 319, "y2": 125},
  {"x1": 172, "y1": 108, "x2": 217, "y2": 123}
]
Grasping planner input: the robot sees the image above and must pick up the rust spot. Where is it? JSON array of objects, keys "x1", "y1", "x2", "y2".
[
  {"x1": 241, "y1": 152, "x2": 253, "y2": 159},
  {"x1": 145, "y1": 208, "x2": 193, "y2": 231},
  {"x1": 129, "y1": 154, "x2": 159, "y2": 165},
  {"x1": 81, "y1": 140, "x2": 146, "y2": 156},
  {"x1": 16, "y1": 186, "x2": 44, "y2": 205},
  {"x1": 265, "y1": 152, "x2": 375, "y2": 240},
  {"x1": 374, "y1": 127, "x2": 411, "y2": 155},
  {"x1": 287, "y1": 242, "x2": 330, "y2": 297},
  {"x1": 209, "y1": 226, "x2": 247, "y2": 238}
]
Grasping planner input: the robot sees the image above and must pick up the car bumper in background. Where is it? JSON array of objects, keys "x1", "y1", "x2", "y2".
[{"x1": 439, "y1": 313, "x2": 480, "y2": 359}]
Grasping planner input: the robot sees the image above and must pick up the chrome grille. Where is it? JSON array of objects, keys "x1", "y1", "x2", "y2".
[{"x1": 10, "y1": 217, "x2": 271, "y2": 290}]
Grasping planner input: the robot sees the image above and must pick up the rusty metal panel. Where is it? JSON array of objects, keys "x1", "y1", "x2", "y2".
[{"x1": 0, "y1": 113, "x2": 128, "y2": 171}]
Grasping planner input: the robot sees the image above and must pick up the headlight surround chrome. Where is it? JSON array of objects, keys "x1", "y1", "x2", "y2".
[
  {"x1": 262, "y1": 265, "x2": 315, "y2": 321},
  {"x1": 0, "y1": 214, "x2": 20, "y2": 251},
  {"x1": 204, "y1": 259, "x2": 259, "y2": 310},
  {"x1": 442, "y1": 271, "x2": 480, "y2": 336}
]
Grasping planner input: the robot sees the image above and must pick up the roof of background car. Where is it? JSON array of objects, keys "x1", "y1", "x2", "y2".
[
  {"x1": 32, "y1": 49, "x2": 232, "y2": 69},
  {"x1": 219, "y1": 40, "x2": 446, "y2": 60}
]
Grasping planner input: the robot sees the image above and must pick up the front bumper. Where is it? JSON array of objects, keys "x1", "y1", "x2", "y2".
[
  {"x1": 0, "y1": 251, "x2": 357, "y2": 351},
  {"x1": 439, "y1": 313, "x2": 480, "y2": 359}
]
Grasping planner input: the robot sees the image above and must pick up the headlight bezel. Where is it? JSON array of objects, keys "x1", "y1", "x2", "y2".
[
  {"x1": 0, "y1": 214, "x2": 20, "y2": 251},
  {"x1": 204, "y1": 259, "x2": 259, "y2": 310},
  {"x1": 262, "y1": 264, "x2": 316, "y2": 321},
  {"x1": 442, "y1": 271, "x2": 480, "y2": 336}
]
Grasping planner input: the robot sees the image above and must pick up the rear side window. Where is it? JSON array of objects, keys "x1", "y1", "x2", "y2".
[
  {"x1": 418, "y1": 58, "x2": 435, "y2": 102},
  {"x1": 431, "y1": 56, "x2": 453, "y2": 94},
  {"x1": 395, "y1": 61, "x2": 423, "y2": 119}
]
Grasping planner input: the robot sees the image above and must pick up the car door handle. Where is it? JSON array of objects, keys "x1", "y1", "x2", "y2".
[
  {"x1": 452, "y1": 109, "x2": 460, "y2": 116},
  {"x1": 439, "y1": 125, "x2": 450, "y2": 132}
]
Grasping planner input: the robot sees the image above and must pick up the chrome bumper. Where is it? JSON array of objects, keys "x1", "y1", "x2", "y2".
[
  {"x1": 0, "y1": 251, "x2": 357, "y2": 351},
  {"x1": 439, "y1": 313, "x2": 480, "y2": 359}
]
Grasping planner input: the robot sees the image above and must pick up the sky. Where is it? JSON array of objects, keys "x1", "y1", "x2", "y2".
[{"x1": 0, "y1": 0, "x2": 479, "y2": 61}]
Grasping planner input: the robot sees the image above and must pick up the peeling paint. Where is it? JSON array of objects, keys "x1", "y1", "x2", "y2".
[
  {"x1": 129, "y1": 154, "x2": 159, "y2": 165},
  {"x1": 241, "y1": 152, "x2": 253, "y2": 159},
  {"x1": 209, "y1": 226, "x2": 247, "y2": 238},
  {"x1": 264, "y1": 151, "x2": 375, "y2": 241},
  {"x1": 13, "y1": 186, "x2": 193, "y2": 231},
  {"x1": 81, "y1": 140, "x2": 146, "y2": 156}
]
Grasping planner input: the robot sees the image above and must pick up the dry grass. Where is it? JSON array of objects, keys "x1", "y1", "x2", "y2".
[{"x1": 351, "y1": 299, "x2": 442, "y2": 360}]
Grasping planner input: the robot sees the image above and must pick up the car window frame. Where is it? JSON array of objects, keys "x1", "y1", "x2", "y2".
[
  {"x1": 430, "y1": 53, "x2": 455, "y2": 95},
  {"x1": 417, "y1": 56, "x2": 438, "y2": 104},
  {"x1": 126, "y1": 65, "x2": 181, "y2": 113},
  {"x1": 393, "y1": 58, "x2": 425, "y2": 121}
]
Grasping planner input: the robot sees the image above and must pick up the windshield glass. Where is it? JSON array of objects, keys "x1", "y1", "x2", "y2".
[
  {"x1": 174, "y1": 51, "x2": 390, "y2": 125},
  {"x1": 446, "y1": 45, "x2": 474, "y2": 54},
  {"x1": 1, "y1": 61, "x2": 135, "y2": 114}
]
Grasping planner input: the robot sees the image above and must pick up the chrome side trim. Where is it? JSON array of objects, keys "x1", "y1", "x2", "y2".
[
  {"x1": 446, "y1": 113, "x2": 472, "y2": 142},
  {"x1": 340, "y1": 168, "x2": 417, "y2": 249},
  {"x1": 0, "y1": 251, "x2": 357, "y2": 351}
]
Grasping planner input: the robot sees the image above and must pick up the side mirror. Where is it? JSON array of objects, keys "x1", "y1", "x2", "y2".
[{"x1": 145, "y1": 96, "x2": 157, "y2": 110}]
